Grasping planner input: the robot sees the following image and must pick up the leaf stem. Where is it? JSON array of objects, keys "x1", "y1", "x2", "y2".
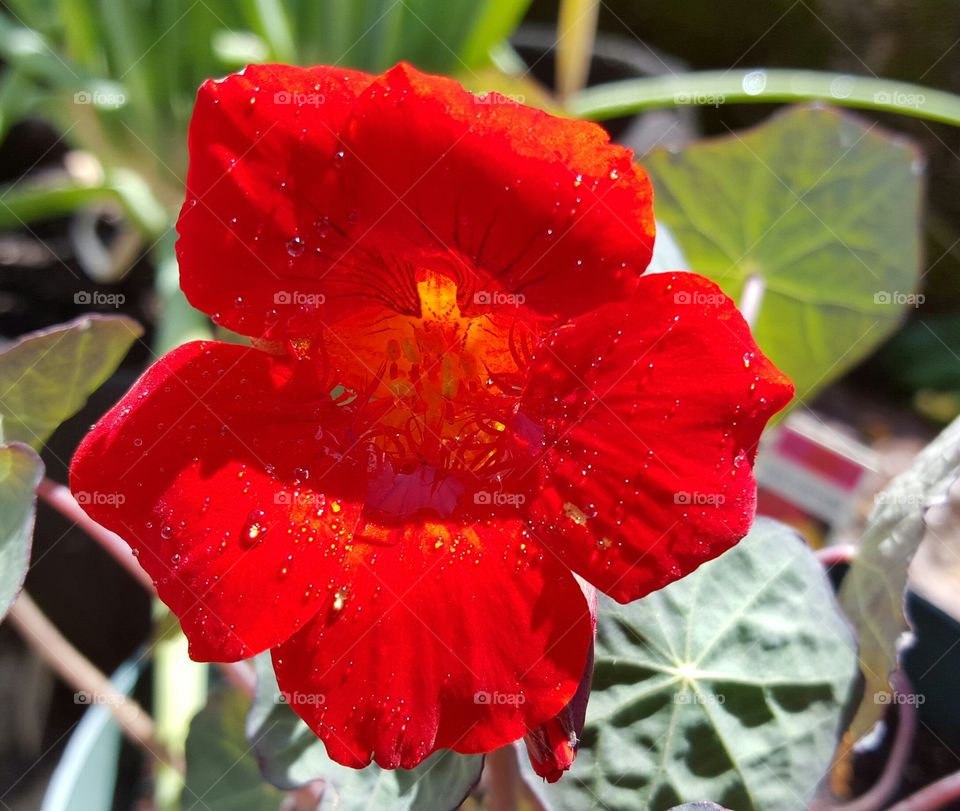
[
  {"x1": 886, "y1": 771, "x2": 960, "y2": 811},
  {"x1": 37, "y1": 478, "x2": 154, "y2": 591},
  {"x1": 7, "y1": 590, "x2": 184, "y2": 773},
  {"x1": 569, "y1": 70, "x2": 960, "y2": 128}
]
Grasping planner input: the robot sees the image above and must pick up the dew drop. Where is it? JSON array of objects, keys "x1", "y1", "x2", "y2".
[
  {"x1": 242, "y1": 510, "x2": 267, "y2": 547},
  {"x1": 286, "y1": 237, "x2": 306, "y2": 257}
]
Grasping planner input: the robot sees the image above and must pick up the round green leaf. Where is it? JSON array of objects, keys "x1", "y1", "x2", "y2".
[
  {"x1": 521, "y1": 519, "x2": 858, "y2": 811},
  {"x1": 246, "y1": 654, "x2": 483, "y2": 811},
  {"x1": 0, "y1": 441, "x2": 43, "y2": 620},
  {"x1": 0, "y1": 315, "x2": 142, "y2": 449},
  {"x1": 644, "y1": 105, "x2": 923, "y2": 402}
]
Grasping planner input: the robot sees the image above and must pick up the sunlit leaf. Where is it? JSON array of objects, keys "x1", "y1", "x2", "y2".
[
  {"x1": 0, "y1": 315, "x2": 142, "y2": 449},
  {"x1": 645, "y1": 105, "x2": 923, "y2": 402},
  {"x1": 521, "y1": 519, "x2": 858, "y2": 811}
]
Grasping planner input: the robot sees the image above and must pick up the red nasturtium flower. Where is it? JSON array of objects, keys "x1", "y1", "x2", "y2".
[{"x1": 71, "y1": 63, "x2": 792, "y2": 774}]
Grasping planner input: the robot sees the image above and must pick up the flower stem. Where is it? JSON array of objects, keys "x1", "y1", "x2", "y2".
[
  {"x1": 569, "y1": 70, "x2": 960, "y2": 128},
  {"x1": 8, "y1": 591, "x2": 183, "y2": 773},
  {"x1": 811, "y1": 671, "x2": 917, "y2": 811}
]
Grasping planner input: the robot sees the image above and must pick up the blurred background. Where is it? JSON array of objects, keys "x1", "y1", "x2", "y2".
[{"x1": 0, "y1": 1, "x2": 958, "y2": 809}]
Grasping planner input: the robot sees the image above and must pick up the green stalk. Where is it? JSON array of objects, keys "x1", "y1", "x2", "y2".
[
  {"x1": 556, "y1": 0, "x2": 599, "y2": 103},
  {"x1": 152, "y1": 606, "x2": 206, "y2": 811},
  {"x1": 568, "y1": 69, "x2": 960, "y2": 128}
]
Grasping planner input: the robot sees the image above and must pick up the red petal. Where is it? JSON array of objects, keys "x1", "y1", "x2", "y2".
[
  {"x1": 524, "y1": 578, "x2": 596, "y2": 782},
  {"x1": 271, "y1": 519, "x2": 593, "y2": 769},
  {"x1": 70, "y1": 341, "x2": 366, "y2": 661},
  {"x1": 521, "y1": 273, "x2": 793, "y2": 603},
  {"x1": 176, "y1": 64, "x2": 374, "y2": 339},
  {"x1": 334, "y1": 64, "x2": 654, "y2": 321},
  {"x1": 176, "y1": 63, "x2": 653, "y2": 338}
]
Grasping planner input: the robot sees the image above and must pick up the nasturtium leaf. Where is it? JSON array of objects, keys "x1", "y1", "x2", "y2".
[
  {"x1": 644, "y1": 105, "x2": 923, "y2": 402},
  {"x1": 646, "y1": 220, "x2": 688, "y2": 275},
  {"x1": 520, "y1": 519, "x2": 858, "y2": 811},
  {"x1": 0, "y1": 442, "x2": 43, "y2": 620},
  {"x1": 0, "y1": 315, "x2": 142, "y2": 449},
  {"x1": 246, "y1": 654, "x2": 484, "y2": 811},
  {"x1": 839, "y1": 415, "x2": 960, "y2": 739},
  {"x1": 183, "y1": 687, "x2": 286, "y2": 811}
]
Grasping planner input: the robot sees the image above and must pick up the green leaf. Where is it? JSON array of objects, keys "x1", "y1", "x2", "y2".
[
  {"x1": 246, "y1": 654, "x2": 483, "y2": 811},
  {"x1": 522, "y1": 519, "x2": 858, "y2": 811},
  {"x1": 839, "y1": 415, "x2": 960, "y2": 739},
  {"x1": 0, "y1": 442, "x2": 43, "y2": 621},
  {"x1": 0, "y1": 315, "x2": 142, "y2": 449},
  {"x1": 183, "y1": 687, "x2": 286, "y2": 811},
  {"x1": 644, "y1": 105, "x2": 923, "y2": 402}
]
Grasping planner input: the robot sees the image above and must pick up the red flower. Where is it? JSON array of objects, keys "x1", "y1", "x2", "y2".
[{"x1": 70, "y1": 63, "x2": 792, "y2": 771}]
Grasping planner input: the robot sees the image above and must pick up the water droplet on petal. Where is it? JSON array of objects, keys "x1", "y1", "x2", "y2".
[{"x1": 242, "y1": 510, "x2": 267, "y2": 547}]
